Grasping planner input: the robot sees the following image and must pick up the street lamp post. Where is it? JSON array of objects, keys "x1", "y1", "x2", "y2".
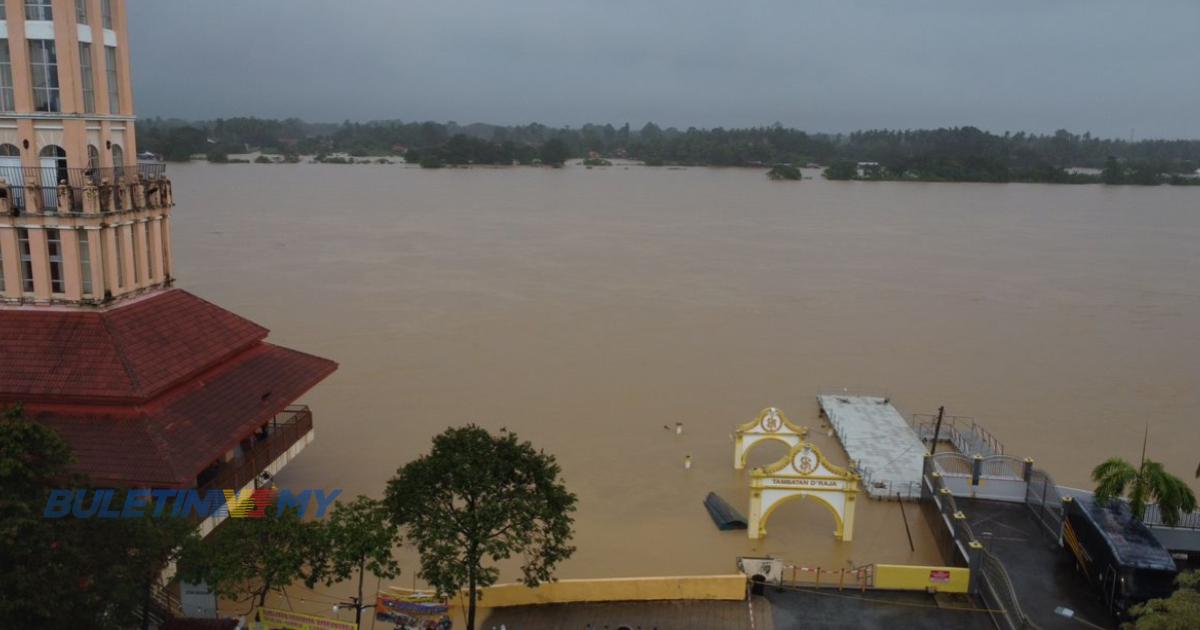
[{"x1": 333, "y1": 597, "x2": 374, "y2": 626}]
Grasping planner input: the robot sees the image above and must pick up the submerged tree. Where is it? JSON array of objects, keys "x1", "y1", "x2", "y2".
[
  {"x1": 1101, "y1": 156, "x2": 1125, "y2": 185},
  {"x1": 823, "y1": 160, "x2": 858, "y2": 180},
  {"x1": 386, "y1": 425, "x2": 577, "y2": 630},
  {"x1": 539, "y1": 138, "x2": 571, "y2": 167},
  {"x1": 1092, "y1": 455, "x2": 1196, "y2": 526},
  {"x1": 766, "y1": 164, "x2": 801, "y2": 180}
]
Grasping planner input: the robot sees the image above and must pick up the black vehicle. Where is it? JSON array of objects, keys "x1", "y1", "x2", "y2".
[{"x1": 1062, "y1": 494, "x2": 1178, "y2": 615}]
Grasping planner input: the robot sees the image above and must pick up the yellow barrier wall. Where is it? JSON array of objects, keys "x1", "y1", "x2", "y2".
[
  {"x1": 873, "y1": 564, "x2": 969, "y2": 593},
  {"x1": 464, "y1": 575, "x2": 746, "y2": 609}
]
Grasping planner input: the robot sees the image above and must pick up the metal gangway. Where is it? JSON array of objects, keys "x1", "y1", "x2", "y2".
[{"x1": 817, "y1": 391, "x2": 927, "y2": 500}]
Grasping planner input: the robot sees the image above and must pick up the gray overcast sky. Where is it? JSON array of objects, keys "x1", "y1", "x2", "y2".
[{"x1": 129, "y1": 0, "x2": 1200, "y2": 138}]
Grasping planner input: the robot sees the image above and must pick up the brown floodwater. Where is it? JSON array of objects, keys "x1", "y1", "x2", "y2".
[{"x1": 170, "y1": 162, "x2": 1200, "y2": 587}]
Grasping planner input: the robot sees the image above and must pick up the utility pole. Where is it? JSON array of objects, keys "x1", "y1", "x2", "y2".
[{"x1": 930, "y1": 406, "x2": 945, "y2": 455}]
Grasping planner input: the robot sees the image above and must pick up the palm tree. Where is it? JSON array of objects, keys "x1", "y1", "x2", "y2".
[{"x1": 1092, "y1": 457, "x2": 1197, "y2": 526}]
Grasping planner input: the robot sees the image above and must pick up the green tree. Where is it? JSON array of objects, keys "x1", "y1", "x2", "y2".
[
  {"x1": 1092, "y1": 457, "x2": 1197, "y2": 526},
  {"x1": 1, "y1": 406, "x2": 197, "y2": 629},
  {"x1": 161, "y1": 126, "x2": 207, "y2": 162},
  {"x1": 1126, "y1": 571, "x2": 1200, "y2": 629},
  {"x1": 419, "y1": 153, "x2": 446, "y2": 169},
  {"x1": 312, "y1": 496, "x2": 402, "y2": 627},
  {"x1": 823, "y1": 160, "x2": 858, "y2": 180},
  {"x1": 385, "y1": 426, "x2": 577, "y2": 630},
  {"x1": 539, "y1": 138, "x2": 571, "y2": 167},
  {"x1": 179, "y1": 503, "x2": 322, "y2": 610},
  {"x1": 767, "y1": 164, "x2": 801, "y2": 180},
  {"x1": 1102, "y1": 156, "x2": 1125, "y2": 184}
]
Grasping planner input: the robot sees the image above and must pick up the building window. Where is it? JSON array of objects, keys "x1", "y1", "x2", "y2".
[
  {"x1": 18, "y1": 228, "x2": 34, "y2": 293},
  {"x1": 79, "y1": 43, "x2": 95, "y2": 113},
  {"x1": 0, "y1": 241, "x2": 5, "y2": 293},
  {"x1": 104, "y1": 46, "x2": 119, "y2": 114},
  {"x1": 46, "y1": 228, "x2": 63, "y2": 293},
  {"x1": 0, "y1": 41, "x2": 13, "y2": 112},
  {"x1": 38, "y1": 145, "x2": 67, "y2": 211},
  {"x1": 28, "y1": 40, "x2": 60, "y2": 113},
  {"x1": 101, "y1": 0, "x2": 112, "y2": 28},
  {"x1": 25, "y1": 1, "x2": 53, "y2": 21},
  {"x1": 76, "y1": 0, "x2": 88, "y2": 23},
  {"x1": 78, "y1": 230, "x2": 92, "y2": 295},
  {"x1": 112, "y1": 144, "x2": 124, "y2": 179}
]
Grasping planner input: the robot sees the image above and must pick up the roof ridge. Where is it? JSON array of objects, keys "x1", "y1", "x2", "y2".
[
  {"x1": 139, "y1": 408, "x2": 189, "y2": 486},
  {"x1": 97, "y1": 308, "x2": 145, "y2": 396}
]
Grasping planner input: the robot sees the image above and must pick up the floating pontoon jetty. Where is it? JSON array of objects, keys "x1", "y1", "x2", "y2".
[{"x1": 817, "y1": 393, "x2": 926, "y2": 499}]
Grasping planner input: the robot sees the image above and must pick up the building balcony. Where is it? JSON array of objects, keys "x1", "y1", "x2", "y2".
[
  {"x1": 194, "y1": 405, "x2": 315, "y2": 497},
  {"x1": 0, "y1": 163, "x2": 171, "y2": 215}
]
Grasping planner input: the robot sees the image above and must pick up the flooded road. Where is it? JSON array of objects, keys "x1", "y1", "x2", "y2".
[{"x1": 170, "y1": 162, "x2": 1200, "y2": 581}]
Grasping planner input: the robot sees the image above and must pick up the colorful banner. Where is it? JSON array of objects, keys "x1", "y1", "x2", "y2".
[
  {"x1": 251, "y1": 606, "x2": 357, "y2": 630},
  {"x1": 375, "y1": 591, "x2": 451, "y2": 628}
]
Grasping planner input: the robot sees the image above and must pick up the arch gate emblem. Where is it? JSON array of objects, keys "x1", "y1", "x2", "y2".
[
  {"x1": 733, "y1": 407, "x2": 808, "y2": 470},
  {"x1": 748, "y1": 441, "x2": 861, "y2": 541}
]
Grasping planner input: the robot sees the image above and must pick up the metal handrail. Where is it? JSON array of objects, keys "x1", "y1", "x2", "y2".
[
  {"x1": 1142, "y1": 504, "x2": 1200, "y2": 530},
  {"x1": 0, "y1": 163, "x2": 167, "y2": 214},
  {"x1": 979, "y1": 549, "x2": 1041, "y2": 630},
  {"x1": 931, "y1": 453, "x2": 1027, "y2": 479},
  {"x1": 912, "y1": 412, "x2": 1004, "y2": 457},
  {"x1": 195, "y1": 406, "x2": 313, "y2": 495}
]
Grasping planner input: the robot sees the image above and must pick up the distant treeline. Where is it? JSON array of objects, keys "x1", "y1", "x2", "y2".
[{"x1": 137, "y1": 117, "x2": 1200, "y2": 184}]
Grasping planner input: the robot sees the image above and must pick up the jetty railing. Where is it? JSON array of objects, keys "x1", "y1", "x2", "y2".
[
  {"x1": 858, "y1": 471, "x2": 923, "y2": 501},
  {"x1": 911, "y1": 412, "x2": 1004, "y2": 457},
  {"x1": 1025, "y1": 468, "x2": 1065, "y2": 539},
  {"x1": 976, "y1": 549, "x2": 1039, "y2": 630},
  {"x1": 1142, "y1": 504, "x2": 1200, "y2": 530},
  {"x1": 930, "y1": 452, "x2": 1032, "y2": 503},
  {"x1": 782, "y1": 563, "x2": 874, "y2": 590},
  {"x1": 921, "y1": 457, "x2": 975, "y2": 566},
  {"x1": 921, "y1": 455, "x2": 1044, "y2": 630}
]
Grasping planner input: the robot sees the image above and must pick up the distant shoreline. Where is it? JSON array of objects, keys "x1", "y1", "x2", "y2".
[{"x1": 178, "y1": 153, "x2": 1200, "y2": 187}]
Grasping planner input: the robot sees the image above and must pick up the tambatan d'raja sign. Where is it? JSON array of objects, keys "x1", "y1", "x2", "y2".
[
  {"x1": 733, "y1": 407, "x2": 809, "y2": 470},
  {"x1": 748, "y1": 441, "x2": 861, "y2": 542}
]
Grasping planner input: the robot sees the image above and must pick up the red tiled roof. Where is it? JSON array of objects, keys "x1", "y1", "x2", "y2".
[
  {"x1": 0, "y1": 290, "x2": 268, "y2": 405},
  {"x1": 28, "y1": 343, "x2": 337, "y2": 487}
]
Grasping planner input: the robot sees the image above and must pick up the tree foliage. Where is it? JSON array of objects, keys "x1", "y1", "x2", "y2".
[
  {"x1": 385, "y1": 425, "x2": 577, "y2": 630},
  {"x1": 137, "y1": 117, "x2": 1200, "y2": 185},
  {"x1": 1, "y1": 406, "x2": 197, "y2": 629},
  {"x1": 1103, "y1": 156, "x2": 1125, "y2": 185},
  {"x1": 1092, "y1": 457, "x2": 1197, "y2": 526},
  {"x1": 179, "y1": 504, "x2": 322, "y2": 610},
  {"x1": 311, "y1": 496, "x2": 402, "y2": 626},
  {"x1": 767, "y1": 163, "x2": 801, "y2": 180},
  {"x1": 539, "y1": 138, "x2": 570, "y2": 166},
  {"x1": 1127, "y1": 571, "x2": 1200, "y2": 629}
]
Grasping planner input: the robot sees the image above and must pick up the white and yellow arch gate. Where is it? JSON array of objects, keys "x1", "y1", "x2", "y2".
[
  {"x1": 733, "y1": 407, "x2": 808, "y2": 470},
  {"x1": 749, "y1": 442, "x2": 861, "y2": 541}
]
